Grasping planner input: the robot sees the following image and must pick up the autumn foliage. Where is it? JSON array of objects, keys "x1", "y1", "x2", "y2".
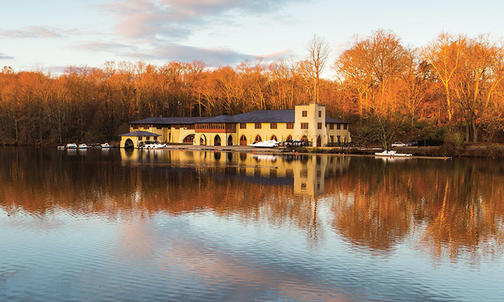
[{"x1": 1, "y1": 30, "x2": 504, "y2": 145}]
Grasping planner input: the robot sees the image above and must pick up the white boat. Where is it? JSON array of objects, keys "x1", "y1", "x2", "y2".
[
  {"x1": 374, "y1": 150, "x2": 413, "y2": 157},
  {"x1": 153, "y1": 143, "x2": 167, "y2": 149},
  {"x1": 142, "y1": 142, "x2": 166, "y2": 150},
  {"x1": 65, "y1": 143, "x2": 78, "y2": 149},
  {"x1": 249, "y1": 140, "x2": 279, "y2": 148},
  {"x1": 57, "y1": 145, "x2": 66, "y2": 150},
  {"x1": 101, "y1": 143, "x2": 111, "y2": 148},
  {"x1": 78, "y1": 144, "x2": 89, "y2": 149}
]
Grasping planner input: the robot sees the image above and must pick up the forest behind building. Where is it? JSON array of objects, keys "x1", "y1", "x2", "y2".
[{"x1": 1, "y1": 30, "x2": 504, "y2": 146}]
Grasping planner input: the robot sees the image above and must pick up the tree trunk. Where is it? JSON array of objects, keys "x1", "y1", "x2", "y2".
[{"x1": 472, "y1": 120, "x2": 478, "y2": 143}]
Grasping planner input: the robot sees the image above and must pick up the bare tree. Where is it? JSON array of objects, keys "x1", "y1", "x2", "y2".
[
  {"x1": 423, "y1": 33, "x2": 466, "y2": 123},
  {"x1": 307, "y1": 35, "x2": 329, "y2": 104}
]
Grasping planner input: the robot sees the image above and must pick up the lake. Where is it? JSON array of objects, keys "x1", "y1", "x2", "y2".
[{"x1": 1, "y1": 147, "x2": 503, "y2": 301}]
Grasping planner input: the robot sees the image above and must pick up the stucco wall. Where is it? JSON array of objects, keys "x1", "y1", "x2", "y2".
[
  {"x1": 294, "y1": 103, "x2": 328, "y2": 146},
  {"x1": 235, "y1": 123, "x2": 294, "y2": 146}
]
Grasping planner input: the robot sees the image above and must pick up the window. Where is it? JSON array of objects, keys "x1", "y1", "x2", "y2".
[
  {"x1": 132, "y1": 125, "x2": 138, "y2": 129},
  {"x1": 302, "y1": 110, "x2": 307, "y2": 117},
  {"x1": 301, "y1": 123, "x2": 309, "y2": 129},
  {"x1": 270, "y1": 123, "x2": 277, "y2": 129},
  {"x1": 329, "y1": 124, "x2": 334, "y2": 130},
  {"x1": 330, "y1": 135, "x2": 334, "y2": 143},
  {"x1": 317, "y1": 122, "x2": 322, "y2": 129},
  {"x1": 240, "y1": 123, "x2": 246, "y2": 129},
  {"x1": 156, "y1": 126, "x2": 162, "y2": 129},
  {"x1": 255, "y1": 123, "x2": 262, "y2": 129},
  {"x1": 344, "y1": 124, "x2": 348, "y2": 130},
  {"x1": 146, "y1": 136, "x2": 150, "y2": 140},
  {"x1": 318, "y1": 111, "x2": 322, "y2": 118},
  {"x1": 287, "y1": 123, "x2": 294, "y2": 129},
  {"x1": 337, "y1": 124, "x2": 341, "y2": 130}
]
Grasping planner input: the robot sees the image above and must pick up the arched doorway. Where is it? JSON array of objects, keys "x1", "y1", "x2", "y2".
[
  {"x1": 183, "y1": 134, "x2": 195, "y2": 144},
  {"x1": 286, "y1": 135, "x2": 292, "y2": 141},
  {"x1": 124, "y1": 138, "x2": 134, "y2": 149},
  {"x1": 227, "y1": 135, "x2": 233, "y2": 146},
  {"x1": 301, "y1": 135, "x2": 308, "y2": 141},
  {"x1": 214, "y1": 135, "x2": 221, "y2": 146},
  {"x1": 200, "y1": 135, "x2": 207, "y2": 146},
  {"x1": 316, "y1": 135, "x2": 322, "y2": 147},
  {"x1": 254, "y1": 135, "x2": 262, "y2": 143},
  {"x1": 240, "y1": 135, "x2": 247, "y2": 146},
  {"x1": 270, "y1": 135, "x2": 277, "y2": 141}
]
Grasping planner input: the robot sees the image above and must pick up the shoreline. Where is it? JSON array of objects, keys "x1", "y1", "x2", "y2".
[{"x1": 2, "y1": 143, "x2": 504, "y2": 159}]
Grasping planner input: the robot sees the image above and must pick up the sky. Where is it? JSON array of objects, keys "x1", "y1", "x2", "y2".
[{"x1": 1, "y1": 0, "x2": 504, "y2": 75}]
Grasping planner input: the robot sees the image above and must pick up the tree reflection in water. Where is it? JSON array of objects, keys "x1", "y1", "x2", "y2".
[{"x1": 0, "y1": 148, "x2": 503, "y2": 261}]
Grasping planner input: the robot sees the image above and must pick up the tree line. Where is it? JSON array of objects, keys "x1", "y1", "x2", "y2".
[{"x1": 1, "y1": 30, "x2": 504, "y2": 146}]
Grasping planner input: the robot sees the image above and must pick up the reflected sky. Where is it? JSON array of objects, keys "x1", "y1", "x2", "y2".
[{"x1": 1, "y1": 148, "x2": 504, "y2": 301}]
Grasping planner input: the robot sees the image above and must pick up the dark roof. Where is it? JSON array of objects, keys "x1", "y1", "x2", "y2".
[
  {"x1": 197, "y1": 115, "x2": 237, "y2": 123},
  {"x1": 326, "y1": 117, "x2": 349, "y2": 124},
  {"x1": 130, "y1": 110, "x2": 348, "y2": 125},
  {"x1": 130, "y1": 117, "x2": 207, "y2": 125},
  {"x1": 231, "y1": 110, "x2": 295, "y2": 123},
  {"x1": 120, "y1": 131, "x2": 161, "y2": 137}
]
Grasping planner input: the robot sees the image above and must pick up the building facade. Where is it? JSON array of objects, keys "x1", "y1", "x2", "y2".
[{"x1": 120, "y1": 103, "x2": 350, "y2": 148}]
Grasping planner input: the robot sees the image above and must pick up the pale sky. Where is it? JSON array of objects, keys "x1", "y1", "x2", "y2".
[{"x1": 2, "y1": 0, "x2": 504, "y2": 75}]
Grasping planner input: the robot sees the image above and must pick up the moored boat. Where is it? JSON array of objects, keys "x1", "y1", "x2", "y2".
[
  {"x1": 65, "y1": 143, "x2": 78, "y2": 149},
  {"x1": 374, "y1": 150, "x2": 413, "y2": 157},
  {"x1": 78, "y1": 144, "x2": 89, "y2": 149},
  {"x1": 249, "y1": 140, "x2": 279, "y2": 148}
]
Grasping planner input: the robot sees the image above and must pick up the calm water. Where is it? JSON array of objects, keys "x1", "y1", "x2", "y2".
[{"x1": 1, "y1": 148, "x2": 504, "y2": 302}]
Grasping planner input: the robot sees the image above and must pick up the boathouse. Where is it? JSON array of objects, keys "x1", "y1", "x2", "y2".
[{"x1": 120, "y1": 103, "x2": 350, "y2": 148}]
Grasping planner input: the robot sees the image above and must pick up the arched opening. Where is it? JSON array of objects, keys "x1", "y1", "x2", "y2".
[
  {"x1": 227, "y1": 135, "x2": 233, "y2": 146},
  {"x1": 316, "y1": 135, "x2": 322, "y2": 147},
  {"x1": 301, "y1": 135, "x2": 308, "y2": 141},
  {"x1": 214, "y1": 135, "x2": 221, "y2": 146},
  {"x1": 200, "y1": 135, "x2": 207, "y2": 146},
  {"x1": 124, "y1": 138, "x2": 134, "y2": 149},
  {"x1": 183, "y1": 134, "x2": 195, "y2": 144},
  {"x1": 270, "y1": 135, "x2": 277, "y2": 141},
  {"x1": 254, "y1": 135, "x2": 262, "y2": 143},
  {"x1": 286, "y1": 135, "x2": 292, "y2": 141},
  {"x1": 239, "y1": 152, "x2": 247, "y2": 161},
  {"x1": 240, "y1": 135, "x2": 247, "y2": 146}
]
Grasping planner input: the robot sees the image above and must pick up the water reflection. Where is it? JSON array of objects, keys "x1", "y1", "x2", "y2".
[
  {"x1": 1, "y1": 148, "x2": 504, "y2": 261},
  {"x1": 2, "y1": 148, "x2": 504, "y2": 301},
  {"x1": 120, "y1": 148, "x2": 350, "y2": 199}
]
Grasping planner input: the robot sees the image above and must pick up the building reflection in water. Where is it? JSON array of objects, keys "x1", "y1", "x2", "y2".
[{"x1": 120, "y1": 148, "x2": 350, "y2": 199}]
